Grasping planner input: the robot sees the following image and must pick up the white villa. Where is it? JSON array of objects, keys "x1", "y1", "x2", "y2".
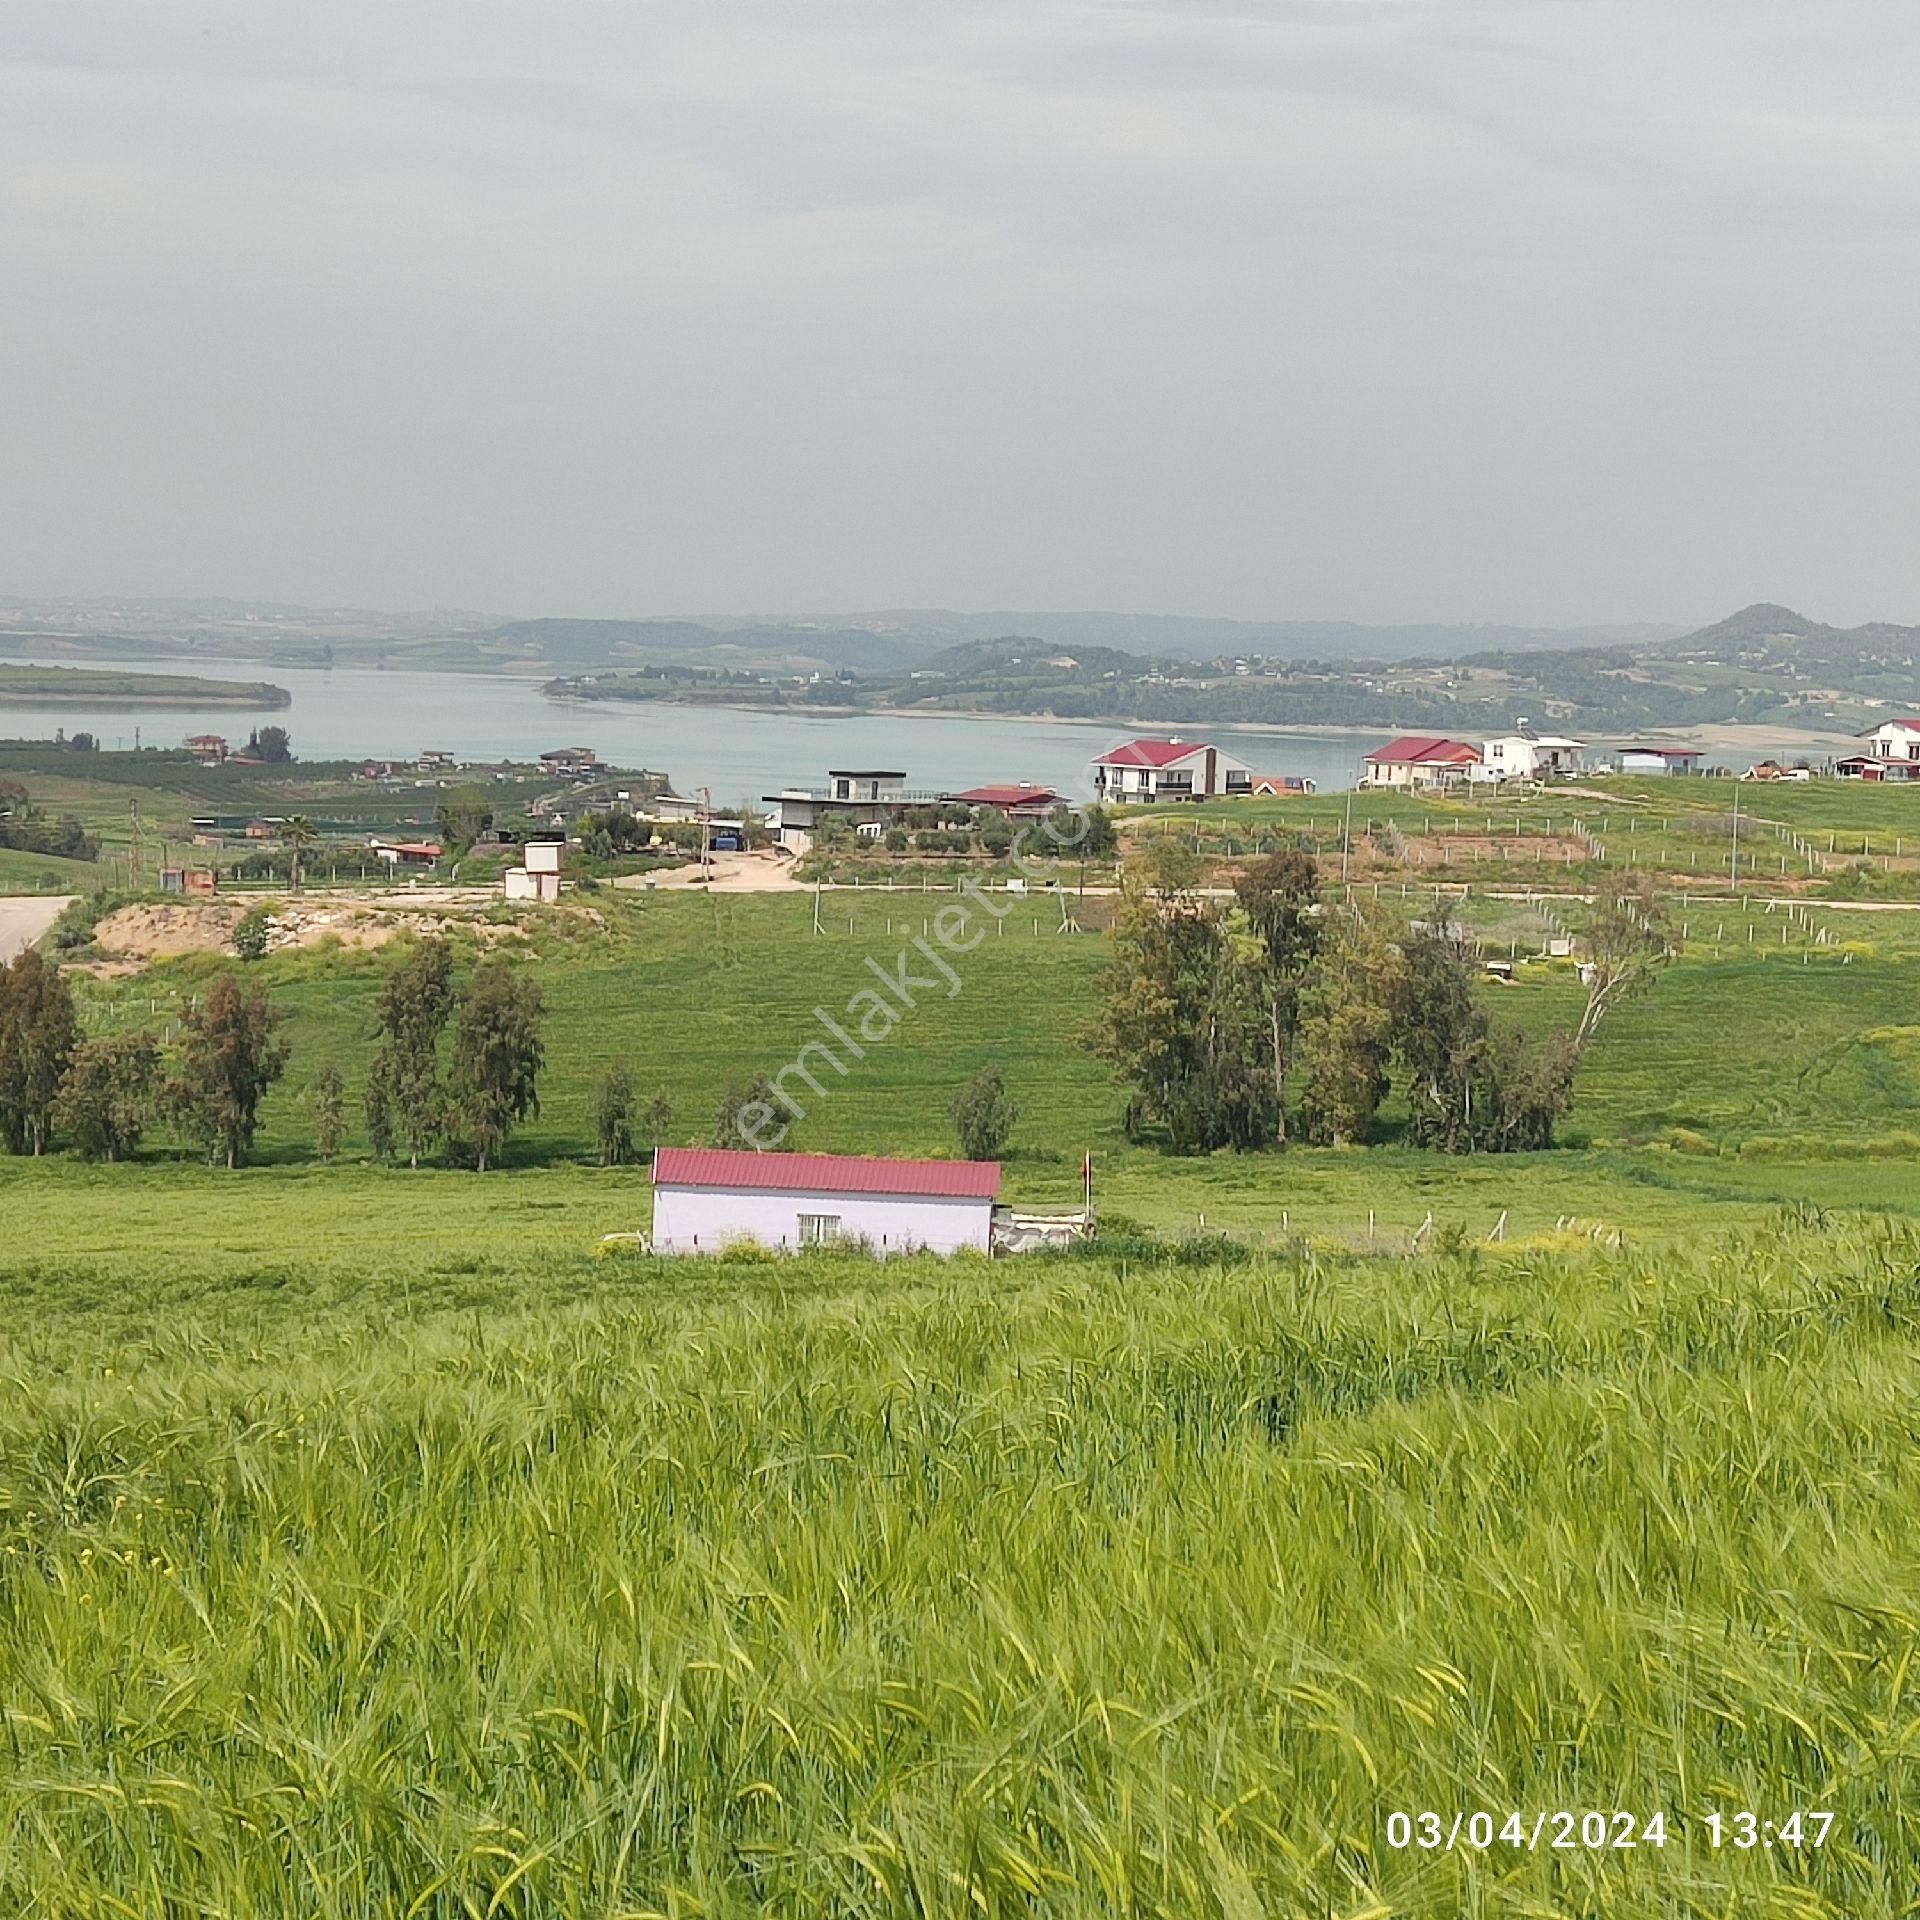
[
  {"x1": 1089, "y1": 738, "x2": 1254, "y2": 803},
  {"x1": 1474, "y1": 725, "x2": 1585, "y2": 783}
]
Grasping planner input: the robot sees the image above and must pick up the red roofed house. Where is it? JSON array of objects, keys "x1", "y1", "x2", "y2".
[
  {"x1": 943, "y1": 783, "x2": 1062, "y2": 818},
  {"x1": 185, "y1": 733, "x2": 229, "y2": 766},
  {"x1": 1089, "y1": 738, "x2": 1253, "y2": 803},
  {"x1": 371, "y1": 838, "x2": 444, "y2": 869},
  {"x1": 651, "y1": 1147, "x2": 1001, "y2": 1256},
  {"x1": 1362, "y1": 736, "x2": 1483, "y2": 790},
  {"x1": 1249, "y1": 774, "x2": 1317, "y2": 796}
]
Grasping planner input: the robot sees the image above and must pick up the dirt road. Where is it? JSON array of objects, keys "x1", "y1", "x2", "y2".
[
  {"x1": 612, "y1": 851, "x2": 811, "y2": 894},
  {"x1": 0, "y1": 896, "x2": 73, "y2": 963}
]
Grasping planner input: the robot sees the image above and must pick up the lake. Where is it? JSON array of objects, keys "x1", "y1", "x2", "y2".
[{"x1": 0, "y1": 654, "x2": 1384, "y2": 799}]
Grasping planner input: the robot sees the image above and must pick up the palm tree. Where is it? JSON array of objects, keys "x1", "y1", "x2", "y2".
[{"x1": 283, "y1": 815, "x2": 319, "y2": 891}]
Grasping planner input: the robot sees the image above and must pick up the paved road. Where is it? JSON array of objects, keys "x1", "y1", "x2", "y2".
[{"x1": 0, "y1": 896, "x2": 74, "y2": 963}]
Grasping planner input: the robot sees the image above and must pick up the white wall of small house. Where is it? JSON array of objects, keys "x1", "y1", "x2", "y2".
[{"x1": 652, "y1": 1184, "x2": 993, "y2": 1256}]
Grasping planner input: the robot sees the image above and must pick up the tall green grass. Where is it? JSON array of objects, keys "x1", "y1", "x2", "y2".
[{"x1": 3, "y1": 1219, "x2": 1917, "y2": 1912}]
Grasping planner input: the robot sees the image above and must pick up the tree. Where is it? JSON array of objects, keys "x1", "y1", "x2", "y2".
[
  {"x1": 1297, "y1": 906, "x2": 1408, "y2": 1146},
  {"x1": 975, "y1": 807, "x2": 1014, "y2": 857},
  {"x1": 640, "y1": 1091, "x2": 675, "y2": 1153},
  {"x1": 0, "y1": 950, "x2": 79, "y2": 1155},
  {"x1": 312, "y1": 1059, "x2": 345, "y2": 1160},
  {"x1": 1093, "y1": 860, "x2": 1276, "y2": 1152},
  {"x1": 580, "y1": 810, "x2": 651, "y2": 856},
  {"x1": 283, "y1": 816, "x2": 319, "y2": 890},
  {"x1": 951, "y1": 1065, "x2": 1019, "y2": 1160},
  {"x1": 1576, "y1": 877, "x2": 1672, "y2": 1048},
  {"x1": 1072, "y1": 804, "x2": 1117, "y2": 859},
  {"x1": 712, "y1": 1074, "x2": 789, "y2": 1150},
  {"x1": 436, "y1": 787, "x2": 494, "y2": 856},
  {"x1": 54, "y1": 1032, "x2": 158, "y2": 1161},
  {"x1": 445, "y1": 960, "x2": 544, "y2": 1172},
  {"x1": 232, "y1": 908, "x2": 271, "y2": 961},
  {"x1": 1233, "y1": 849, "x2": 1320, "y2": 1143},
  {"x1": 365, "y1": 938, "x2": 454, "y2": 1168},
  {"x1": 168, "y1": 972, "x2": 289, "y2": 1168},
  {"x1": 249, "y1": 725, "x2": 293, "y2": 763},
  {"x1": 596, "y1": 1065, "x2": 636, "y2": 1165}
]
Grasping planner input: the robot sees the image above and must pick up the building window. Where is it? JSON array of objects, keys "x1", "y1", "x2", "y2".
[{"x1": 798, "y1": 1213, "x2": 842, "y2": 1245}]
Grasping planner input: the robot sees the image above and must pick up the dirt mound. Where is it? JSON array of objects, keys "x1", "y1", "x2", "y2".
[
  {"x1": 93, "y1": 901, "x2": 249, "y2": 959},
  {"x1": 88, "y1": 891, "x2": 559, "y2": 967}
]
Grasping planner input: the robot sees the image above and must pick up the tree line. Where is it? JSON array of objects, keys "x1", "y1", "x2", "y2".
[
  {"x1": 0, "y1": 935, "x2": 546, "y2": 1171},
  {"x1": 1094, "y1": 842, "x2": 1668, "y2": 1153},
  {"x1": 0, "y1": 777, "x2": 97, "y2": 861}
]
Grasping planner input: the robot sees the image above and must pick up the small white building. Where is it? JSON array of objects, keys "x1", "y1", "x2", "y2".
[
  {"x1": 1475, "y1": 726, "x2": 1585, "y2": 783},
  {"x1": 1616, "y1": 745, "x2": 1705, "y2": 775},
  {"x1": 1089, "y1": 738, "x2": 1254, "y2": 802},
  {"x1": 651, "y1": 1148, "x2": 1001, "y2": 1256},
  {"x1": 503, "y1": 834, "x2": 564, "y2": 902}
]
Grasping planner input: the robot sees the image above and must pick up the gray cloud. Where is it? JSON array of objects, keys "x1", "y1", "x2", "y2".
[{"x1": 3, "y1": 0, "x2": 1918, "y2": 625}]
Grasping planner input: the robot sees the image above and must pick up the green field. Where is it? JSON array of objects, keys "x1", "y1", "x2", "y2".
[
  {"x1": 12, "y1": 807, "x2": 1920, "y2": 1908},
  {"x1": 3, "y1": 1209, "x2": 1917, "y2": 1913}
]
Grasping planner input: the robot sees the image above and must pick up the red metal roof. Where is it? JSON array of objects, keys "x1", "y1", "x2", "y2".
[
  {"x1": 653, "y1": 1147, "x2": 1001, "y2": 1199},
  {"x1": 947, "y1": 784, "x2": 1061, "y2": 809},
  {"x1": 1365, "y1": 736, "x2": 1482, "y2": 765},
  {"x1": 1093, "y1": 738, "x2": 1209, "y2": 768}
]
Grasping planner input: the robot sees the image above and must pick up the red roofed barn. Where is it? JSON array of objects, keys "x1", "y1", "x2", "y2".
[
  {"x1": 1089, "y1": 738, "x2": 1253, "y2": 802},
  {"x1": 651, "y1": 1147, "x2": 1002, "y2": 1256}
]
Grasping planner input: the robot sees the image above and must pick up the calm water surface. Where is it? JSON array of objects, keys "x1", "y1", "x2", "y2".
[{"x1": 0, "y1": 655, "x2": 1383, "y2": 799}]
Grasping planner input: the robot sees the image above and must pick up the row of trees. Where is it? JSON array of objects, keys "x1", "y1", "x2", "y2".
[
  {"x1": 363, "y1": 938, "x2": 545, "y2": 1170},
  {"x1": 811, "y1": 804, "x2": 1117, "y2": 863},
  {"x1": 2, "y1": 935, "x2": 550, "y2": 1172},
  {"x1": 0, "y1": 777, "x2": 97, "y2": 860},
  {"x1": 1095, "y1": 842, "x2": 1667, "y2": 1153},
  {"x1": 0, "y1": 950, "x2": 285, "y2": 1166}
]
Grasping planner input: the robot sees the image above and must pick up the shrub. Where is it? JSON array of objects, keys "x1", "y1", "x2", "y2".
[
  {"x1": 231, "y1": 909, "x2": 271, "y2": 961},
  {"x1": 951, "y1": 1065, "x2": 1019, "y2": 1161}
]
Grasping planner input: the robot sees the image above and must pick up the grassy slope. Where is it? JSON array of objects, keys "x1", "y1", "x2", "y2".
[
  {"x1": 0, "y1": 845, "x2": 95, "y2": 890},
  {"x1": 2, "y1": 1220, "x2": 1916, "y2": 1914},
  {"x1": 54, "y1": 886, "x2": 1920, "y2": 1240}
]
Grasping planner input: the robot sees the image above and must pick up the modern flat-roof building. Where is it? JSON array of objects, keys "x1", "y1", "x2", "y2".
[{"x1": 651, "y1": 1148, "x2": 1001, "y2": 1256}]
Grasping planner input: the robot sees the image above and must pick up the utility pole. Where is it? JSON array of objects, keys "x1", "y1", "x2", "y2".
[
  {"x1": 128, "y1": 799, "x2": 145, "y2": 890},
  {"x1": 1728, "y1": 783, "x2": 1740, "y2": 890},
  {"x1": 1340, "y1": 787, "x2": 1354, "y2": 889}
]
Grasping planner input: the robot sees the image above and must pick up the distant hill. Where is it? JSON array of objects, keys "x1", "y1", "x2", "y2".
[
  {"x1": 1661, "y1": 605, "x2": 1920, "y2": 706},
  {"x1": 1668, "y1": 602, "x2": 1920, "y2": 659},
  {"x1": 843, "y1": 610, "x2": 1682, "y2": 663},
  {"x1": 480, "y1": 618, "x2": 940, "y2": 675}
]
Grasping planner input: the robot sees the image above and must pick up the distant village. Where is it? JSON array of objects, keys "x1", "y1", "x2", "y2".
[{"x1": 147, "y1": 711, "x2": 1920, "y2": 899}]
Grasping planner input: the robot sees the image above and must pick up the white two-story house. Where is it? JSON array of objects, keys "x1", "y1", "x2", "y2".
[{"x1": 1089, "y1": 738, "x2": 1254, "y2": 803}]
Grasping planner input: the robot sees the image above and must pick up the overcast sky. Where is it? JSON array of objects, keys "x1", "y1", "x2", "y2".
[{"x1": 3, "y1": 1, "x2": 1917, "y2": 628}]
